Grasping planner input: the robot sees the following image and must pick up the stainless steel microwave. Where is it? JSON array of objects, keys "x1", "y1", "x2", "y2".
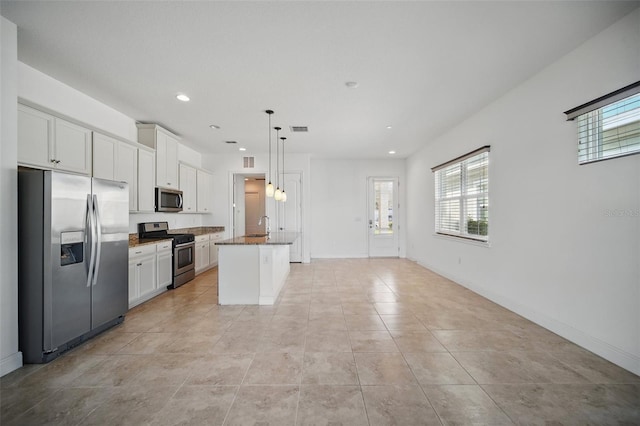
[{"x1": 155, "y1": 187, "x2": 183, "y2": 212}]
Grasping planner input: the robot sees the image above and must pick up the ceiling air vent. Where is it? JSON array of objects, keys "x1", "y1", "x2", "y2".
[
  {"x1": 243, "y1": 156, "x2": 255, "y2": 168},
  {"x1": 290, "y1": 126, "x2": 308, "y2": 133}
]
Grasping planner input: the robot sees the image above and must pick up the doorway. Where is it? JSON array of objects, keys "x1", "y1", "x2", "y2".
[
  {"x1": 368, "y1": 177, "x2": 399, "y2": 257},
  {"x1": 277, "y1": 171, "x2": 303, "y2": 262},
  {"x1": 231, "y1": 171, "x2": 303, "y2": 262},
  {"x1": 233, "y1": 174, "x2": 266, "y2": 238}
]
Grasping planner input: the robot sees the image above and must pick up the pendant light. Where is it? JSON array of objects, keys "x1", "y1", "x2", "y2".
[
  {"x1": 274, "y1": 126, "x2": 282, "y2": 201},
  {"x1": 265, "y1": 110, "x2": 275, "y2": 197},
  {"x1": 280, "y1": 136, "x2": 287, "y2": 202}
]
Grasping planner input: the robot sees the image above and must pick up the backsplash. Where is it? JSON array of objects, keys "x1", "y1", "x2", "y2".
[{"x1": 128, "y1": 212, "x2": 203, "y2": 233}]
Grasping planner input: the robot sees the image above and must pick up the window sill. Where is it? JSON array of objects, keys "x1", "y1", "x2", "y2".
[{"x1": 433, "y1": 233, "x2": 491, "y2": 248}]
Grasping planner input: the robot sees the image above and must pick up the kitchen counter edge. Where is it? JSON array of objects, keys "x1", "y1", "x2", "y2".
[
  {"x1": 216, "y1": 232, "x2": 299, "y2": 246},
  {"x1": 129, "y1": 226, "x2": 226, "y2": 248}
]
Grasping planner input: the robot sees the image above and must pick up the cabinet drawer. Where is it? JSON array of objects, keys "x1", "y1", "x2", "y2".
[
  {"x1": 195, "y1": 234, "x2": 210, "y2": 243},
  {"x1": 209, "y1": 232, "x2": 224, "y2": 242},
  {"x1": 156, "y1": 240, "x2": 173, "y2": 252},
  {"x1": 129, "y1": 244, "x2": 156, "y2": 257}
]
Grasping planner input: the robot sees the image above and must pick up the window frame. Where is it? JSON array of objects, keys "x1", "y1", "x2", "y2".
[
  {"x1": 564, "y1": 81, "x2": 640, "y2": 165},
  {"x1": 432, "y1": 146, "x2": 490, "y2": 243}
]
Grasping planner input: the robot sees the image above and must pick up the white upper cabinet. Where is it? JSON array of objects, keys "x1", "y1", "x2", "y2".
[
  {"x1": 18, "y1": 104, "x2": 54, "y2": 169},
  {"x1": 117, "y1": 142, "x2": 138, "y2": 211},
  {"x1": 137, "y1": 124, "x2": 179, "y2": 189},
  {"x1": 18, "y1": 104, "x2": 92, "y2": 175},
  {"x1": 92, "y1": 132, "x2": 141, "y2": 212},
  {"x1": 196, "y1": 169, "x2": 213, "y2": 213},
  {"x1": 92, "y1": 132, "x2": 117, "y2": 180},
  {"x1": 179, "y1": 163, "x2": 197, "y2": 213},
  {"x1": 137, "y1": 148, "x2": 155, "y2": 212},
  {"x1": 53, "y1": 118, "x2": 92, "y2": 175}
]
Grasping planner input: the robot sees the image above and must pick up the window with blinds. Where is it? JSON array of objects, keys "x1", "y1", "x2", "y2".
[
  {"x1": 432, "y1": 146, "x2": 489, "y2": 242},
  {"x1": 564, "y1": 81, "x2": 640, "y2": 164}
]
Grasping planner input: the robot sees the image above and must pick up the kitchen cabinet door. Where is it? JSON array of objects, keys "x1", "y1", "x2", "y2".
[
  {"x1": 92, "y1": 133, "x2": 117, "y2": 180},
  {"x1": 18, "y1": 104, "x2": 54, "y2": 169},
  {"x1": 128, "y1": 257, "x2": 139, "y2": 303},
  {"x1": 138, "y1": 253, "x2": 157, "y2": 298},
  {"x1": 209, "y1": 233, "x2": 223, "y2": 267},
  {"x1": 156, "y1": 130, "x2": 178, "y2": 189},
  {"x1": 196, "y1": 169, "x2": 213, "y2": 213},
  {"x1": 18, "y1": 104, "x2": 91, "y2": 175},
  {"x1": 137, "y1": 148, "x2": 155, "y2": 212},
  {"x1": 129, "y1": 245, "x2": 158, "y2": 308},
  {"x1": 54, "y1": 118, "x2": 92, "y2": 175},
  {"x1": 156, "y1": 242, "x2": 173, "y2": 289},
  {"x1": 117, "y1": 142, "x2": 138, "y2": 211},
  {"x1": 195, "y1": 235, "x2": 210, "y2": 274},
  {"x1": 179, "y1": 164, "x2": 197, "y2": 213}
]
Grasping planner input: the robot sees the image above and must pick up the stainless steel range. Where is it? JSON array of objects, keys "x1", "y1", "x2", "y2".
[{"x1": 138, "y1": 222, "x2": 195, "y2": 288}]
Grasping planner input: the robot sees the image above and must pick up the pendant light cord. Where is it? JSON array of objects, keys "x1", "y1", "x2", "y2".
[
  {"x1": 281, "y1": 137, "x2": 286, "y2": 193},
  {"x1": 275, "y1": 127, "x2": 280, "y2": 189},
  {"x1": 266, "y1": 110, "x2": 273, "y2": 184}
]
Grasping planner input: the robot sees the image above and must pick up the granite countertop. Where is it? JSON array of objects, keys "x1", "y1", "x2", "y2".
[
  {"x1": 172, "y1": 226, "x2": 225, "y2": 236},
  {"x1": 216, "y1": 232, "x2": 299, "y2": 246},
  {"x1": 128, "y1": 235, "x2": 171, "y2": 248},
  {"x1": 129, "y1": 226, "x2": 226, "y2": 247}
]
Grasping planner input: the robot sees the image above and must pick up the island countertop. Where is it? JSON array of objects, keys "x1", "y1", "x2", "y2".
[{"x1": 216, "y1": 232, "x2": 299, "y2": 246}]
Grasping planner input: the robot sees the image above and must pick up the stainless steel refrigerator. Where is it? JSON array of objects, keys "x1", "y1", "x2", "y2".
[{"x1": 18, "y1": 169, "x2": 129, "y2": 363}]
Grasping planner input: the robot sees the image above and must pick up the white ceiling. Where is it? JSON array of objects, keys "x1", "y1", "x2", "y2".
[{"x1": 1, "y1": 1, "x2": 637, "y2": 158}]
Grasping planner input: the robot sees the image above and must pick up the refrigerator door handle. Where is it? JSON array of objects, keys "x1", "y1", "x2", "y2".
[
  {"x1": 86, "y1": 195, "x2": 97, "y2": 287},
  {"x1": 178, "y1": 193, "x2": 183, "y2": 209},
  {"x1": 91, "y1": 194, "x2": 103, "y2": 286}
]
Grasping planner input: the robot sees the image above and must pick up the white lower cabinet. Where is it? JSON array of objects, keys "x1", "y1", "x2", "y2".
[
  {"x1": 209, "y1": 232, "x2": 223, "y2": 267},
  {"x1": 128, "y1": 244, "x2": 157, "y2": 308},
  {"x1": 195, "y1": 234, "x2": 210, "y2": 274},
  {"x1": 129, "y1": 240, "x2": 173, "y2": 308},
  {"x1": 156, "y1": 242, "x2": 173, "y2": 289}
]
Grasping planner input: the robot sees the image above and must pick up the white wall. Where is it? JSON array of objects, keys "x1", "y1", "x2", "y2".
[
  {"x1": 202, "y1": 152, "x2": 312, "y2": 263},
  {"x1": 310, "y1": 158, "x2": 406, "y2": 258},
  {"x1": 1, "y1": 17, "x2": 22, "y2": 376},
  {"x1": 406, "y1": 8, "x2": 640, "y2": 375},
  {"x1": 18, "y1": 63, "x2": 138, "y2": 142}
]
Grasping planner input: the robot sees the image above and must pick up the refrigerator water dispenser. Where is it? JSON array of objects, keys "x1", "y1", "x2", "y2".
[{"x1": 60, "y1": 231, "x2": 84, "y2": 266}]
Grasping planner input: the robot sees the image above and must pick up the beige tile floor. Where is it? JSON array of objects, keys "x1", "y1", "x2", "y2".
[{"x1": 2, "y1": 258, "x2": 639, "y2": 425}]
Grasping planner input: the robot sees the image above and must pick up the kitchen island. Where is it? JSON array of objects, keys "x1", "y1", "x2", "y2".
[{"x1": 215, "y1": 232, "x2": 299, "y2": 305}]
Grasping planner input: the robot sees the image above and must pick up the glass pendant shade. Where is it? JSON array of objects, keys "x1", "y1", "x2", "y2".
[
  {"x1": 274, "y1": 188, "x2": 282, "y2": 201},
  {"x1": 281, "y1": 191, "x2": 287, "y2": 202},
  {"x1": 266, "y1": 182, "x2": 274, "y2": 197}
]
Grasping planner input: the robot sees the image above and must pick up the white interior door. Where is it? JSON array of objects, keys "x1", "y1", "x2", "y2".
[
  {"x1": 278, "y1": 172, "x2": 303, "y2": 262},
  {"x1": 368, "y1": 177, "x2": 399, "y2": 257}
]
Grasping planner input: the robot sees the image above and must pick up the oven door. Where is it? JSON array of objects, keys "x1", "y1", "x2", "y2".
[{"x1": 174, "y1": 241, "x2": 195, "y2": 275}]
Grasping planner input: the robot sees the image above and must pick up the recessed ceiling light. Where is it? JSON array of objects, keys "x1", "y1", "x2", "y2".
[
  {"x1": 176, "y1": 94, "x2": 190, "y2": 102},
  {"x1": 345, "y1": 81, "x2": 359, "y2": 89},
  {"x1": 239, "y1": 147, "x2": 247, "y2": 151},
  {"x1": 386, "y1": 125, "x2": 393, "y2": 129},
  {"x1": 209, "y1": 124, "x2": 220, "y2": 130},
  {"x1": 388, "y1": 150, "x2": 396, "y2": 155}
]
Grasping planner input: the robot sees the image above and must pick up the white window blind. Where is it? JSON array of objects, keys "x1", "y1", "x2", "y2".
[
  {"x1": 432, "y1": 146, "x2": 489, "y2": 242},
  {"x1": 565, "y1": 81, "x2": 640, "y2": 164}
]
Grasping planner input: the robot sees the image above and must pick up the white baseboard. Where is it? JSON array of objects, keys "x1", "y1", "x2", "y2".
[
  {"x1": 310, "y1": 254, "x2": 369, "y2": 259},
  {"x1": 0, "y1": 351, "x2": 23, "y2": 377},
  {"x1": 416, "y1": 260, "x2": 640, "y2": 377}
]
